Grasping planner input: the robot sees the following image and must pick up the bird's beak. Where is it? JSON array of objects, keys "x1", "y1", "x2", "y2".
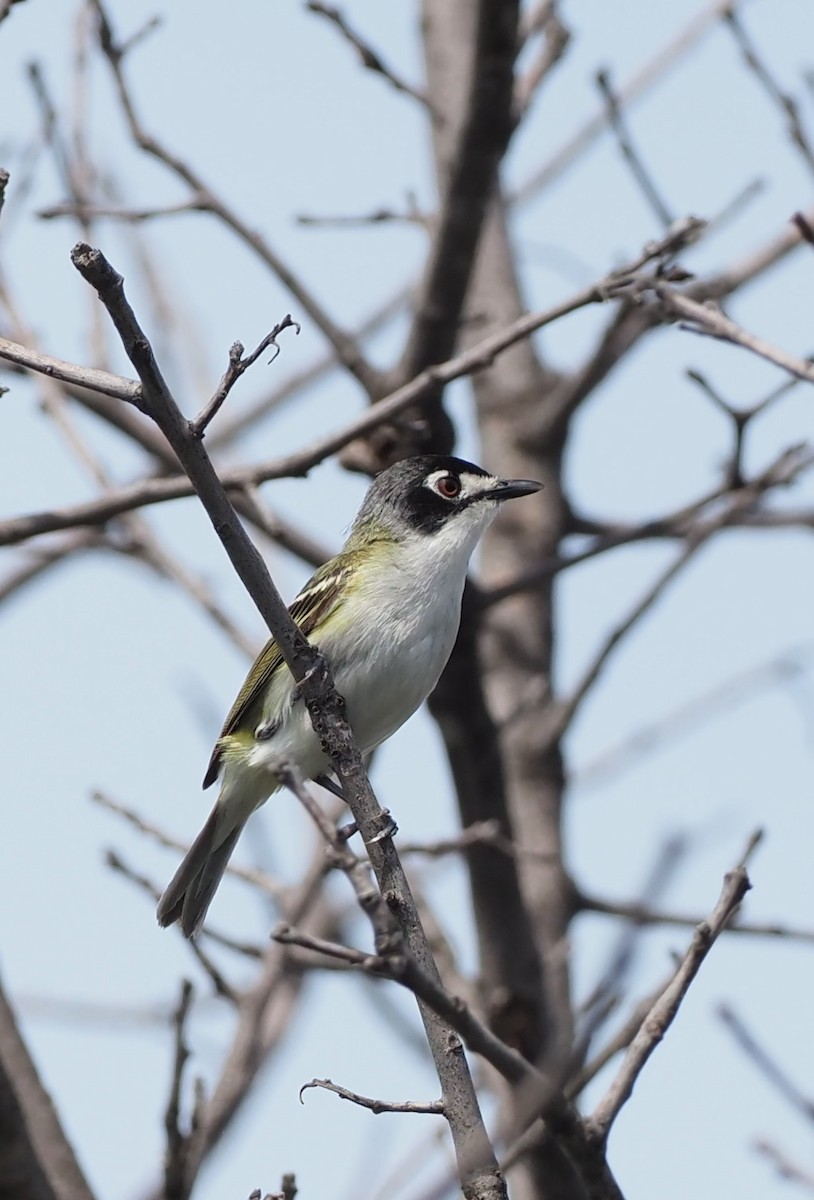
[{"x1": 482, "y1": 477, "x2": 543, "y2": 502}]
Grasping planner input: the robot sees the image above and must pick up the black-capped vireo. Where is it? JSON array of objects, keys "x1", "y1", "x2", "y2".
[{"x1": 157, "y1": 454, "x2": 541, "y2": 936}]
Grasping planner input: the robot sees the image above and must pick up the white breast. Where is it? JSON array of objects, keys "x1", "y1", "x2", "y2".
[
  {"x1": 332, "y1": 508, "x2": 496, "y2": 750},
  {"x1": 247, "y1": 503, "x2": 497, "y2": 785}
]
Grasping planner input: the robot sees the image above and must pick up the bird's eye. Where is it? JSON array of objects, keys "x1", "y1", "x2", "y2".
[{"x1": 435, "y1": 474, "x2": 461, "y2": 499}]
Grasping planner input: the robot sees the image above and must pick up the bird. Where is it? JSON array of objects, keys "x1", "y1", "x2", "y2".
[{"x1": 156, "y1": 454, "x2": 541, "y2": 936}]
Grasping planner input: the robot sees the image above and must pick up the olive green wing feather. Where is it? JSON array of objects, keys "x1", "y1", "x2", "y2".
[{"x1": 202, "y1": 557, "x2": 353, "y2": 788}]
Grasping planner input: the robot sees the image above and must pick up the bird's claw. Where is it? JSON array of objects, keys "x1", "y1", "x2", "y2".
[{"x1": 365, "y1": 810, "x2": 398, "y2": 844}]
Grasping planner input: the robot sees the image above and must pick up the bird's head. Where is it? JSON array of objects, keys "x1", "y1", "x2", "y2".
[{"x1": 350, "y1": 455, "x2": 542, "y2": 553}]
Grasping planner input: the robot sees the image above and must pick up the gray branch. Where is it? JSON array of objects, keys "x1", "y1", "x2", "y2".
[
  {"x1": 68, "y1": 240, "x2": 505, "y2": 1200},
  {"x1": 0, "y1": 974, "x2": 96, "y2": 1200}
]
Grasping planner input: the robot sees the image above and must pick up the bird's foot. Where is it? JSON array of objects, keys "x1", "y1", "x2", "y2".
[
  {"x1": 255, "y1": 715, "x2": 281, "y2": 741},
  {"x1": 365, "y1": 809, "x2": 398, "y2": 845},
  {"x1": 290, "y1": 648, "x2": 329, "y2": 707}
]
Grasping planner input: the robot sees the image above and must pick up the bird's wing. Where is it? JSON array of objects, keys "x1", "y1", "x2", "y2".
[{"x1": 202, "y1": 555, "x2": 354, "y2": 788}]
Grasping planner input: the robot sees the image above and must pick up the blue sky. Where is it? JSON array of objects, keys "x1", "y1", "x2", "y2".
[{"x1": 2, "y1": 3, "x2": 814, "y2": 1199}]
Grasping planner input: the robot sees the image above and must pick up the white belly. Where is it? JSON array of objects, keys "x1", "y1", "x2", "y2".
[
  {"x1": 336, "y1": 611, "x2": 457, "y2": 752},
  {"x1": 229, "y1": 511, "x2": 498, "y2": 806},
  {"x1": 247, "y1": 545, "x2": 467, "y2": 787}
]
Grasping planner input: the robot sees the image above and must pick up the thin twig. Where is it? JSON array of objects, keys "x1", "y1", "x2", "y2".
[
  {"x1": 0, "y1": 970, "x2": 97, "y2": 1200},
  {"x1": 514, "y1": 0, "x2": 749, "y2": 204},
  {"x1": 104, "y1": 850, "x2": 238, "y2": 1001},
  {"x1": 0, "y1": 334, "x2": 141, "y2": 402},
  {"x1": 163, "y1": 980, "x2": 194, "y2": 1200},
  {"x1": 566, "y1": 978, "x2": 673, "y2": 1100},
  {"x1": 0, "y1": 167, "x2": 10, "y2": 219},
  {"x1": 208, "y1": 286, "x2": 409, "y2": 451},
  {"x1": 296, "y1": 204, "x2": 427, "y2": 229},
  {"x1": 552, "y1": 537, "x2": 707, "y2": 741},
  {"x1": 753, "y1": 1140, "x2": 814, "y2": 1192},
  {"x1": 575, "y1": 835, "x2": 690, "y2": 1056},
  {"x1": 573, "y1": 645, "x2": 810, "y2": 790},
  {"x1": 0, "y1": 530, "x2": 104, "y2": 604},
  {"x1": 484, "y1": 442, "x2": 814, "y2": 608},
  {"x1": 513, "y1": 4, "x2": 570, "y2": 118},
  {"x1": 596, "y1": 67, "x2": 673, "y2": 227},
  {"x1": 272, "y1": 922, "x2": 538, "y2": 1088},
  {"x1": 191, "y1": 316, "x2": 300, "y2": 437},
  {"x1": 718, "y1": 1004, "x2": 814, "y2": 1121},
  {"x1": 398, "y1": 821, "x2": 513, "y2": 860},
  {"x1": 69, "y1": 239, "x2": 504, "y2": 1198},
  {"x1": 306, "y1": 3, "x2": 430, "y2": 110},
  {"x1": 586, "y1": 833, "x2": 760, "y2": 1144},
  {"x1": 725, "y1": 9, "x2": 814, "y2": 177},
  {"x1": 793, "y1": 211, "x2": 814, "y2": 249},
  {"x1": 278, "y1": 762, "x2": 399, "y2": 956},
  {"x1": 88, "y1": 0, "x2": 383, "y2": 398},
  {"x1": 92, "y1": 791, "x2": 285, "y2": 899},
  {"x1": 0, "y1": 221, "x2": 707, "y2": 549},
  {"x1": 581, "y1": 896, "x2": 814, "y2": 944},
  {"x1": 657, "y1": 285, "x2": 814, "y2": 385},
  {"x1": 299, "y1": 1077, "x2": 444, "y2": 1116},
  {"x1": 39, "y1": 199, "x2": 204, "y2": 222},
  {"x1": 686, "y1": 364, "x2": 806, "y2": 489}
]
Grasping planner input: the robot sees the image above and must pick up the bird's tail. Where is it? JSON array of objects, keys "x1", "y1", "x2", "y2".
[{"x1": 156, "y1": 804, "x2": 244, "y2": 938}]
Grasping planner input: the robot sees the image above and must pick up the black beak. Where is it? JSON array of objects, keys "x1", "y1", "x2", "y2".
[{"x1": 484, "y1": 477, "x2": 543, "y2": 502}]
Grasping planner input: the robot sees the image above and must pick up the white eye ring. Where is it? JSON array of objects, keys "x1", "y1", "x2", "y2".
[{"x1": 425, "y1": 470, "x2": 461, "y2": 500}]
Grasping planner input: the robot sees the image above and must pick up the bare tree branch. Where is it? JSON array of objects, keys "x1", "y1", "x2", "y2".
[
  {"x1": 725, "y1": 8, "x2": 814, "y2": 177},
  {"x1": 718, "y1": 1004, "x2": 814, "y2": 1121},
  {"x1": 396, "y1": 0, "x2": 519, "y2": 410},
  {"x1": 0, "y1": 973, "x2": 97, "y2": 1200},
  {"x1": 753, "y1": 1140, "x2": 814, "y2": 1192},
  {"x1": 546, "y1": 442, "x2": 813, "y2": 586},
  {"x1": 0, "y1": 531, "x2": 104, "y2": 605},
  {"x1": 552, "y1": 536, "x2": 707, "y2": 742},
  {"x1": 163, "y1": 980, "x2": 195, "y2": 1200},
  {"x1": 191, "y1": 316, "x2": 300, "y2": 437},
  {"x1": 595, "y1": 67, "x2": 673, "y2": 227},
  {"x1": 585, "y1": 834, "x2": 760, "y2": 1144},
  {"x1": 104, "y1": 850, "x2": 241, "y2": 1001},
  {"x1": 305, "y1": 3, "x2": 431, "y2": 110},
  {"x1": 581, "y1": 897, "x2": 814, "y2": 945},
  {"x1": 574, "y1": 646, "x2": 810, "y2": 791},
  {"x1": 93, "y1": 790, "x2": 285, "y2": 900},
  {"x1": 0, "y1": 0, "x2": 26, "y2": 24},
  {"x1": 207, "y1": 287, "x2": 410, "y2": 451},
  {"x1": 38, "y1": 199, "x2": 204, "y2": 222},
  {"x1": 514, "y1": 0, "x2": 749, "y2": 204},
  {"x1": 272, "y1": 922, "x2": 537, "y2": 1088},
  {"x1": 87, "y1": 0, "x2": 384, "y2": 399},
  {"x1": 0, "y1": 221, "x2": 707, "y2": 549},
  {"x1": 299, "y1": 1077, "x2": 444, "y2": 1116},
  {"x1": 657, "y1": 284, "x2": 814, "y2": 385},
  {"x1": 68, "y1": 239, "x2": 505, "y2": 1200},
  {"x1": 513, "y1": 2, "x2": 570, "y2": 118},
  {"x1": 0, "y1": 334, "x2": 141, "y2": 402}
]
